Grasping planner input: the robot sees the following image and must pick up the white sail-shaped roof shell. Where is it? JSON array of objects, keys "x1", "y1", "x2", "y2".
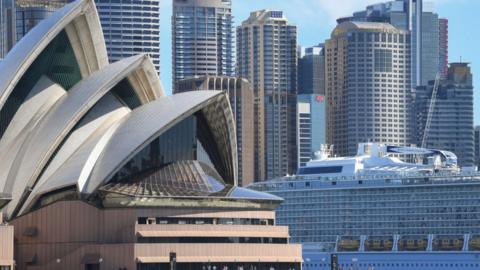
[
  {"x1": 0, "y1": 0, "x2": 108, "y2": 108},
  {"x1": 85, "y1": 91, "x2": 238, "y2": 194}
]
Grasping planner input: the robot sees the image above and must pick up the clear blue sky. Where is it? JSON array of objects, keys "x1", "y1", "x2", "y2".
[{"x1": 159, "y1": 0, "x2": 479, "y2": 124}]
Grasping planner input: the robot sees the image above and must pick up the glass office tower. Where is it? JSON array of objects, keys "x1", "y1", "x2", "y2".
[
  {"x1": 172, "y1": 0, "x2": 233, "y2": 89},
  {"x1": 298, "y1": 44, "x2": 325, "y2": 95},
  {"x1": 96, "y1": 0, "x2": 160, "y2": 74},
  {"x1": 296, "y1": 94, "x2": 326, "y2": 167}
]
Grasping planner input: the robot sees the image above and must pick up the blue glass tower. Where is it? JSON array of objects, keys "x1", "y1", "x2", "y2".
[
  {"x1": 297, "y1": 94, "x2": 326, "y2": 167},
  {"x1": 298, "y1": 44, "x2": 325, "y2": 95}
]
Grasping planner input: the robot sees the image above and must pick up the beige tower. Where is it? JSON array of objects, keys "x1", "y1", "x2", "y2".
[
  {"x1": 236, "y1": 10, "x2": 298, "y2": 181},
  {"x1": 325, "y1": 22, "x2": 412, "y2": 156}
]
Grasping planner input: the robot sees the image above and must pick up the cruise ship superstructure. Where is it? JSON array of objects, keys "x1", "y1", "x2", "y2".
[{"x1": 250, "y1": 143, "x2": 480, "y2": 270}]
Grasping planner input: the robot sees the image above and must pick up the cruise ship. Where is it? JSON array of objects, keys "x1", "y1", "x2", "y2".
[{"x1": 249, "y1": 143, "x2": 480, "y2": 270}]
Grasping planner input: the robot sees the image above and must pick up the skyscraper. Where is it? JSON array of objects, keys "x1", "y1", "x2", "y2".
[
  {"x1": 172, "y1": 0, "x2": 233, "y2": 89},
  {"x1": 297, "y1": 44, "x2": 326, "y2": 167},
  {"x1": 420, "y1": 8, "x2": 439, "y2": 86},
  {"x1": 438, "y1": 18, "x2": 448, "y2": 78},
  {"x1": 298, "y1": 44, "x2": 325, "y2": 95},
  {"x1": 338, "y1": 0, "x2": 440, "y2": 87},
  {"x1": 96, "y1": 0, "x2": 160, "y2": 74},
  {"x1": 175, "y1": 76, "x2": 255, "y2": 186},
  {"x1": 237, "y1": 10, "x2": 297, "y2": 180},
  {"x1": 0, "y1": 0, "x2": 14, "y2": 58},
  {"x1": 325, "y1": 22, "x2": 412, "y2": 156},
  {"x1": 297, "y1": 94, "x2": 326, "y2": 167},
  {"x1": 414, "y1": 63, "x2": 474, "y2": 167}
]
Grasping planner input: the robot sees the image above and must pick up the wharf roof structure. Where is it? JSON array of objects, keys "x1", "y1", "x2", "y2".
[{"x1": 0, "y1": 0, "x2": 280, "y2": 220}]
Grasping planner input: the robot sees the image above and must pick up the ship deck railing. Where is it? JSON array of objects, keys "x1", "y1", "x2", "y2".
[{"x1": 251, "y1": 171, "x2": 480, "y2": 190}]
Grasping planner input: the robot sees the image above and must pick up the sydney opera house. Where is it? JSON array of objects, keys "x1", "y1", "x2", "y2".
[{"x1": 0, "y1": 0, "x2": 302, "y2": 269}]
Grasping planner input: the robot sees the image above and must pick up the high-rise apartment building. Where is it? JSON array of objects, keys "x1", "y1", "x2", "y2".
[
  {"x1": 237, "y1": 10, "x2": 297, "y2": 180},
  {"x1": 439, "y1": 18, "x2": 448, "y2": 78},
  {"x1": 338, "y1": 0, "x2": 440, "y2": 87},
  {"x1": 297, "y1": 94, "x2": 326, "y2": 167},
  {"x1": 298, "y1": 44, "x2": 325, "y2": 95},
  {"x1": 0, "y1": 0, "x2": 14, "y2": 58},
  {"x1": 414, "y1": 63, "x2": 474, "y2": 167},
  {"x1": 325, "y1": 22, "x2": 412, "y2": 156},
  {"x1": 96, "y1": 0, "x2": 160, "y2": 74},
  {"x1": 172, "y1": 0, "x2": 233, "y2": 88},
  {"x1": 15, "y1": 0, "x2": 71, "y2": 42},
  {"x1": 175, "y1": 76, "x2": 255, "y2": 186}
]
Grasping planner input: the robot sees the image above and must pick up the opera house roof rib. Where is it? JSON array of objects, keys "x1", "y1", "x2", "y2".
[{"x1": 0, "y1": 0, "x2": 279, "y2": 220}]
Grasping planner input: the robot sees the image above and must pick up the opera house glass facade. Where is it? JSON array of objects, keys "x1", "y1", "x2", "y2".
[{"x1": 0, "y1": 0, "x2": 302, "y2": 269}]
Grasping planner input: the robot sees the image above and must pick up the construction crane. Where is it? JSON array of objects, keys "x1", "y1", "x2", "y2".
[{"x1": 421, "y1": 72, "x2": 441, "y2": 149}]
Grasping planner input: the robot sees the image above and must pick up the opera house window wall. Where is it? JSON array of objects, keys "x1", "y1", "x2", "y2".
[{"x1": 0, "y1": 0, "x2": 302, "y2": 269}]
